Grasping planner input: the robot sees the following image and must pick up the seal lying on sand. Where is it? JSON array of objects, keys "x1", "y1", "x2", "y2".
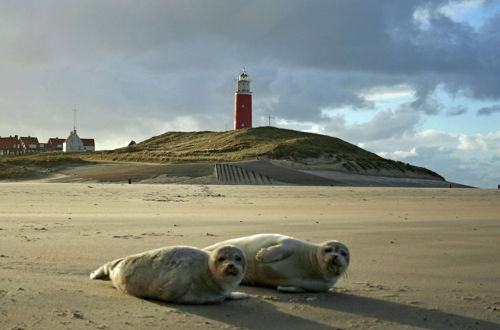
[
  {"x1": 90, "y1": 245, "x2": 249, "y2": 304},
  {"x1": 205, "y1": 234, "x2": 350, "y2": 293}
]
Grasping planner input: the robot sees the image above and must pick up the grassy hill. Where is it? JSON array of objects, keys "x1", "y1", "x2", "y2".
[
  {"x1": 0, "y1": 153, "x2": 92, "y2": 179},
  {"x1": 88, "y1": 127, "x2": 443, "y2": 179}
]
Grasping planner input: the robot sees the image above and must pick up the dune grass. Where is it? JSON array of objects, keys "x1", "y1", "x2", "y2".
[
  {"x1": 0, "y1": 153, "x2": 92, "y2": 179},
  {"x1": 0, "y1": 127, "x2": 443, "y2": 180},
  {"x1": 86, "y1": 127, "x2": 443, "y2": 179}
]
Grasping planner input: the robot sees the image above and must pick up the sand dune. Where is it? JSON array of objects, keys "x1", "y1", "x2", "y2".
[
  {"x1": 39, "y1": 160, "x2": 468, "y2": 188},
  {"x1": 0, "y1": 183, "x2": 499, "y2": 329}
]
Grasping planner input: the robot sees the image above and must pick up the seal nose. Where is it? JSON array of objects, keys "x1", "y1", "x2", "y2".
[
  {"x1": 331, "y1": 254, "x2": 341, "y2": 266},
  {"x1": 225, "y1": 262, "x2": 239, "y2": 276}
]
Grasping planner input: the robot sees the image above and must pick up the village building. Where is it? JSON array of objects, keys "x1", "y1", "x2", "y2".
[
  {"x1": 19, "y1": 136, "x2": 40, "y2": 154},
  {"x1": 81, "y1": 139, "x2": 95, "y2": 152},
  {"x1": 62, "y1": 130, "x2": 95, "y2": 153},
  {"x1": 62, "y1": 110, "x2": 96, "y2": 152},
  {"x1": 46, "y1": 138, "x2": 65, "y2": 152},
  {"x1": 63, "y1": 130, "x2": 84, "y2": 152},
  {"x1": 0, "y1": 136, "x2": 22, "y2": 156},
  {"x1": 0, "y1": 131, "x2": 95, "y2": 156}
]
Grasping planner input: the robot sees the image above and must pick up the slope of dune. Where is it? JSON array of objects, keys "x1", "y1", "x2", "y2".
[{"x1": 87, "y1": 127, "x2": 443, "y2": 180}]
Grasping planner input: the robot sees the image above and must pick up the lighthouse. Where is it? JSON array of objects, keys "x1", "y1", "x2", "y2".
[{"x1": 234, "y1": 69, "x2": 252, "y2": 130}]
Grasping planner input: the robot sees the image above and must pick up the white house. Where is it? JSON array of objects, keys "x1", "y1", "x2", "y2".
[{"x1": 63, "y1": 130, "x2": 84, "y2": 152}]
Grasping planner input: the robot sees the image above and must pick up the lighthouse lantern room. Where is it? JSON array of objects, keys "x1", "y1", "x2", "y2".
[{"x1": 234, "y1": 69, "x2": 252, "y2": 130}]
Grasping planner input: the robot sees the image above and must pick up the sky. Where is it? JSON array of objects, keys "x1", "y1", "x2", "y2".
[{"x1": 1, "y1": 0, "x2": 499, "y2": 188}]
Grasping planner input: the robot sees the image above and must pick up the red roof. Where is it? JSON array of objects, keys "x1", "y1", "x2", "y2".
[
  {"x1": 20, "y1": 136, "x2": 40, "y2": 146},
  {"x1": 0, "y1": 136, "x2": 20, "y2": 149},
  {"x1": 81, "y1": 139, "x2": 95, "y2": 147},
  {"x1": 47, "y1": 138, "x2": 66, "y2": 147}
]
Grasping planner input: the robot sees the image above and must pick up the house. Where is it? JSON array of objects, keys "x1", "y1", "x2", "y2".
[
  {"x1": 0, "y1": 136, "x2": 22, "y2": 156},
  {"x1": 63, "y1": 130, "x2": 84, "y2": 152},
  {"x1": 81, "y1": 139, "x2": 95, "y2": 152},
  {"x1": 19, "y1": 136, "x2": 40, "y2": 154},
  {"x1": 62, "y1": 131, "x2": 95, "y2": 153},
  {"x1": 46, "y1": 138, "x2": 65, "y2": 151}
]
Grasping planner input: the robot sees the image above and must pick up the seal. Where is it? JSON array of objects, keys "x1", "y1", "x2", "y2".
[
  {"x1": 205, "y1": 234, "x2": 350, "y2": 293},
  {"x1": 90, "y1": 245, "x2": 249, "y2": 304}
]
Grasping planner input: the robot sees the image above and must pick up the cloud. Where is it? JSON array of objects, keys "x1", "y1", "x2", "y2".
[
  {"x1": 483, "y1": 131, "x2": 500, "y2": 152},
  {"x1": 359, "y1": 85, "x2": 416, "y2": 103},
  {"x1": 397, "y1": 146, "x2": 500, "y2": 188},
  {"x1": 368, "y1": 134, "x2": 500, "y2": 188},
  {"x1": 378, "y1": 147, "x2": 418, "y2": 159},
  {"x1": 477, "y1": 104, "x2": 500, "y2": 115},
  {"x1": 2, "y1": 1, "x2": 500, "y2": 102},
  {"x1": 439, "y1": 0, "x2": 485, "y2": 22},
  {"x1": 319, "y1": 108, "x2": 421, "y2": 144},
  {"x1": 446, "y1": 105, "x2": 468, "y2": 116},
  {"x1": 457, "y1": 134, "x2": 488, "y2": 151},
  {"x1": 319, "y1": 113, "x2": 500, "y2": 187}
]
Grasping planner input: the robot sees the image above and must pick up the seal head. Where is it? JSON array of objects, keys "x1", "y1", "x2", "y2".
[
  {"x1": 316, "y1": 240, "x2": 350, "y2": 278},
  {"x1": 208, "y1": 245, "x2": 246, "y2": 284}
]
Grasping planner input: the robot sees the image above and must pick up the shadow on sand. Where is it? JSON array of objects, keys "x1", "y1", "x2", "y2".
[
  {"x1": 147, "y1": 289, "x2": 498, "y2": 330},
  {"x1": 299, "y1": 291, "x2": 497, "y2": 330},
  {"x1": 149, "y1": 295, "x2": 332, "y2": 329}
]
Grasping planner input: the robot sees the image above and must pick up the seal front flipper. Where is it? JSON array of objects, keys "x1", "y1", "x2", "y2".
[
  {"x1": 255, "y1": 240, "x2": 294, "y2": 263},
  {"x1": 226, "y1": 292, "x2": 250, "y2": 300},
  {"x1": 277, "y1": 286, "x2": 306, "y2": 293}
]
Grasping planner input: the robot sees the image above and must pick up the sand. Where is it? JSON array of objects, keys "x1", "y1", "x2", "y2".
[{"x1": 0, "y1": 183, "x2": 499, "y2": 329}]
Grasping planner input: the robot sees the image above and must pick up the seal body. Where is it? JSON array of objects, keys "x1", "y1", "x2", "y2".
[
  {"x1": 205, "y1": 234, "x2": 350, "y2": 293},
  {"x1": 90, "y1": 245, "x2": 248, "y2": 304}
]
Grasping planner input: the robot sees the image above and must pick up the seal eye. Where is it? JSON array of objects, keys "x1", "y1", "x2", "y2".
[
  {"x1": 324, "y1": 248, "x2": 332, "y2": 253},
  {"x1": 235, "y1": 256, "x2": 242, "y2": 262},
  {"x1": 340, "y1": 251, "x2": 347, "y2": 257},
  {"x1": 218, "y1": 257, "x2": 226, "y2": 262}
]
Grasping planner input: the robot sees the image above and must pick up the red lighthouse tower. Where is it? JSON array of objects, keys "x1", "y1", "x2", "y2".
[{"x1": 234, "y1": 69, "x2": 252, "y2": 130}]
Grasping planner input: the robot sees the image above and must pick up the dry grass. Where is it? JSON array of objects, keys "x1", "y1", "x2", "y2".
[
  {"x1": 0, "y1": 153, "x2": 92, "y2": 179},
  {"x1": 0, "y1": 127, "x2": 442, "y2": 180},
  {"x1": 86, "y1": 127, "x2": 443, "y2": 179}
]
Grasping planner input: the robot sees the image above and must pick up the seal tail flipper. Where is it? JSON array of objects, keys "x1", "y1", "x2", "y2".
[{"x1": 89, "y1": 258, "x2": 123, "y2": 280}]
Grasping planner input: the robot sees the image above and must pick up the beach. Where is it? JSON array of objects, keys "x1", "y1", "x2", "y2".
[{"x1": 0, "y1": 183, "x2": 499, "y2": 329}]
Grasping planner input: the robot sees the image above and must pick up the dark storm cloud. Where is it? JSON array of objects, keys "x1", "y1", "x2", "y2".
[
  {"x1": 1, "y1": 0, "x2": 499, "y2": 137},
  {"x1": 477, "y1": 104, "x2": 500, "y2": 116},
  {"x1": 446, "y1": 106, "x2": 467, "y2": 116}
]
